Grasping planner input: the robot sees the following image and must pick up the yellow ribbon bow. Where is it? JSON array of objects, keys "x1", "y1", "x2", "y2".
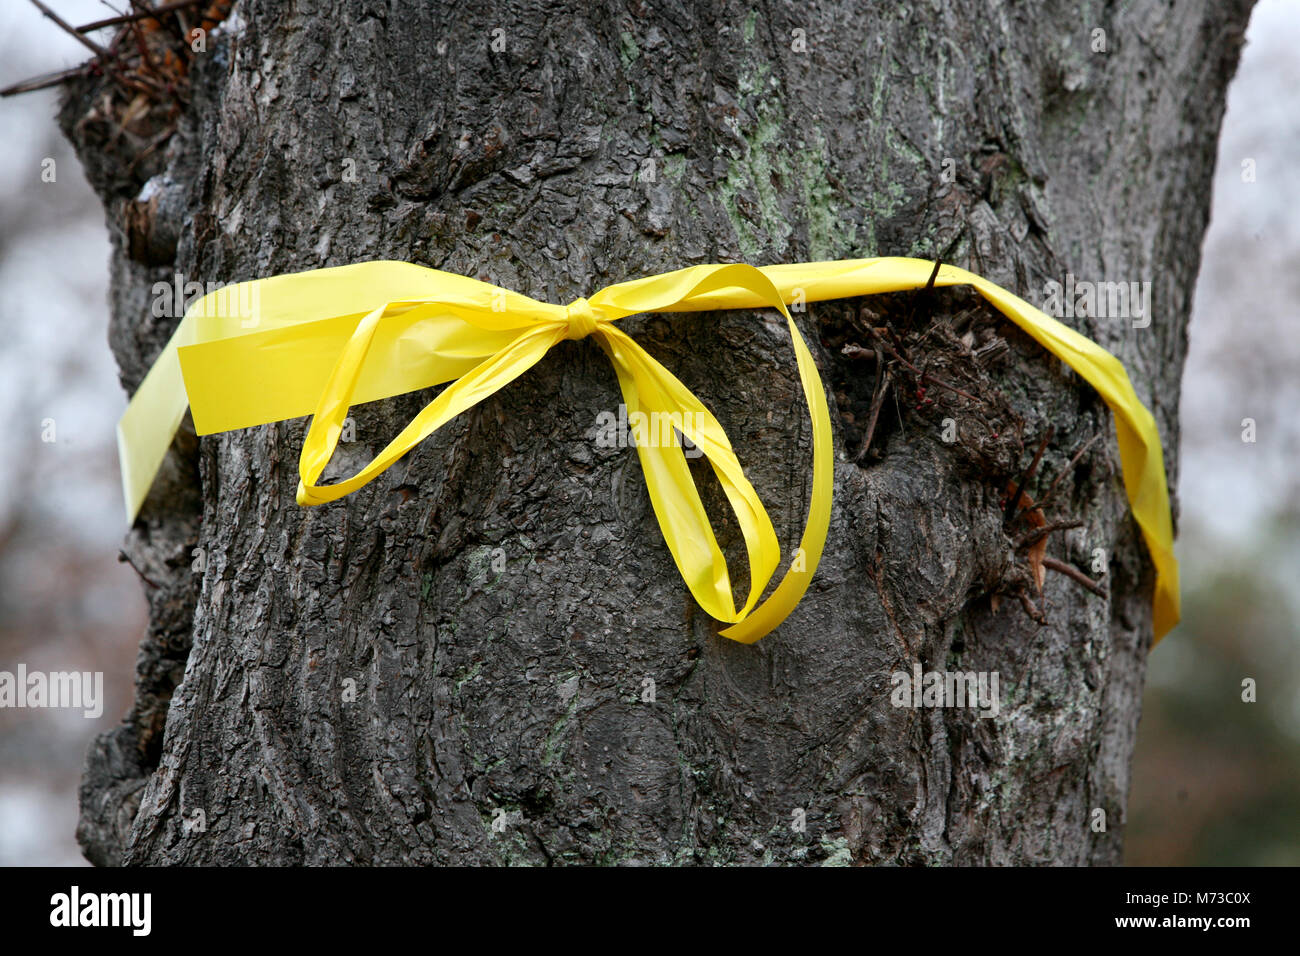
[{"x1": 117, "y1": 257, "x2": 1180, "y2": 644}]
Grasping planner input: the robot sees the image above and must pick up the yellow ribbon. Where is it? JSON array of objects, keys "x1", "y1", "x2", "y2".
[{"x1": 117, "y1": 257, "x2": 1179, "y2": 644}]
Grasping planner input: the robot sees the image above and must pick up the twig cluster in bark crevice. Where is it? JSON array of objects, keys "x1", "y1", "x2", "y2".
[
  {"x1": 818, "y1": 277, "x2": 1109, "y2": 628},
  {"x1": 6, "y1": 1, "x2": 236, "y2": 200}
]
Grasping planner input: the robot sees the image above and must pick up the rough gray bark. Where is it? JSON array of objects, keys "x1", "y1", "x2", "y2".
[{"x1": 67, "y1": 0, "x2": 1252, "y2": 865}]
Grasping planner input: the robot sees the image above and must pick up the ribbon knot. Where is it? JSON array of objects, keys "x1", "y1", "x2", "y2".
[{"x1": 564, "y1": 297, "x2": 600, "y2": 340}]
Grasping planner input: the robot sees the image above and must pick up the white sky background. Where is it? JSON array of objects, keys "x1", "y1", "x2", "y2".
[
  {"x1": 0, "y1": 0, "x2": 120, "y2": 547},
  {"x1": 1178, "y1": 0, "x2": 1300, "y2": 542},
  {"x1": 0, "y1": 0, "x2": 143, "y2": 868},
  {"x1": 0, "y1": 0, "x2": 1295, "y2": 864}
]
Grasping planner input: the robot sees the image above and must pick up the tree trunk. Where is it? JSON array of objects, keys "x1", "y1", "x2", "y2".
[{"x1": 68, "y1": 0, "x2": 1253, "y2": 866}]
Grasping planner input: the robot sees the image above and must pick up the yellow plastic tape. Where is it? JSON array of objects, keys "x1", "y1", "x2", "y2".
[{"x1": 117, "y1": 258, "x2": 1179, "y2": 644}]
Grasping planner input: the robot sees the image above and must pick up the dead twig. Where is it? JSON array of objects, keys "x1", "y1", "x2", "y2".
[
  {"x1": 1016, "y1": 588, "x2": 1047, "y2": 625},
  {"x1": 855, "y1": 353, "x2": 891, "y2": 463},
  {"x1": 1004, "y1": 426, "x2": 1054, "y2": 526},
  {"x1": 118, "y1": 549, "x2": 161, "y2": 589},
  {"x1": 905, "y1": 258, "x2": 943, "y2": 331},
  {"x1": 1014, "y1": 519, "x2": 1085, "y2": 550},
  {"x1": 76, "y1": 0, "x2": 205, "y2": 33},
  {"x1": 0, "y1": 64, "x2": 86, "y2": 97},
  {"x1": 869, "y1": 333, "x2": 984, "y2": 405},
  {"x1": 1042, "y1": 556, "x2": 1108, "y2": 598},
  {"x1": 911, "y1": 259, "x2": 953, "y2": 350},
  {"x1": 920, "y1": 370, "x2": 982, "y2": 404},
  {"x1": 29, "y1": 0, "x2": 109, "y2": 58}
]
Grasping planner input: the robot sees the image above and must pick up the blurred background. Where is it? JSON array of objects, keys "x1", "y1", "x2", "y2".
[
  {"x1": 0, "y1": 1, "x2": 1295, "y2": 866},
  {"x1": 1126, "y1": 0, "x2": 1300, "y2": 866}
]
